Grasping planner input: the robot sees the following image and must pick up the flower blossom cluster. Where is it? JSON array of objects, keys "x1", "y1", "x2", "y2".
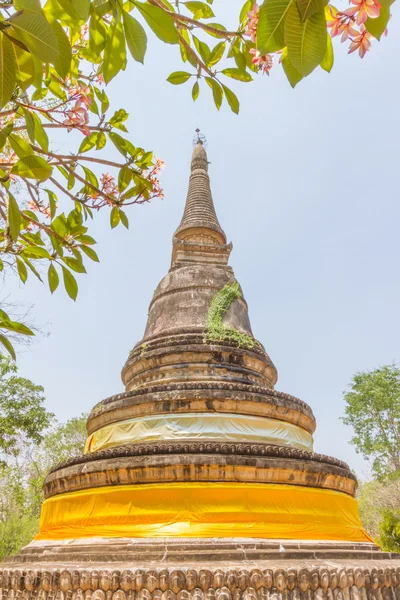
[
  {"x1": 245, "y1": 4, "x2": 274, "y2": 75},
  {"x1": 148, "y1": 157, "x2": 165, "y2": 200},
  {"x1": 100, "y1": 173, "x2": 119, "y2": 200},
  {"x1": 327, "y1": 0, "x2": 381, "y2": 58},
  {"x1": 63, "y1": 83, "x2": 93, "y2": 135},
  {"x1": 27, "y1": 200, "x2": 52, "y2": 219}
]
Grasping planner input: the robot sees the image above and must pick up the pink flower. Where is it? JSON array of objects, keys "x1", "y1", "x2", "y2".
[
  {"x1": 100, "y1": 173, "x2": 119, "y2": 199},
  {"x1": 348, "y1": 27, "x2": 372, "y2": 57},
  {"x1": 328, "y1": 14, "x2": 359, "y2": 40},
  {"x1": 342, "y1": 0, "x2": 380, "y2": 25},
  {"x1": 249, "y1": 48, "x2": 273, "y2": 75},
  {"x1": 63, "y1": 100, "x2": 90, "y2": 135},
  {"x1": 245, "y1": 3, "x2": 259, "y2": 43}
]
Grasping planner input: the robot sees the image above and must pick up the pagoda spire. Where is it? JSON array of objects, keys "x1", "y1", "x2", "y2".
[
  {"x1": 174, "y1": 138, "x2": 227, "y2": 244},
  {"x1": 172, "y1": 136, "x2": 231, "y2": 266}
]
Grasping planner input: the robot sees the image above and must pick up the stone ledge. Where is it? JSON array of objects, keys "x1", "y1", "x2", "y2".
[
  {"x1": 3, "y1": 562, "x2": 400, "y2": 600},
  {"x1": 49, "y1": 443, "x2": 351, "y2": 475},
  {"x1": 89, "y1": 384, "x2": 314, "y2": 423}
]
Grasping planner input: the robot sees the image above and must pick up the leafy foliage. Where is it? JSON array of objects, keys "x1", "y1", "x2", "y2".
[
  {"x1": 358, "y1": 475, "x2": 400, "y2": 542},
  {"x1": 379, "y1": 508, "x2": 400, "y2": 552},
  {"x1": 0, "y1": 354, "x2": 53, "y2": 458},
  {"x1": 0, "y1": 0, "x2": 392, "y2": 356},
  {"x1": 343, "y1": 364, "x2": 400, "y2": 478},
  {"x1": 0, "y1": 413, "x2": 87, "y2": 560},
  {"x1": 203, "y1": 281, "x2": 259, "y2": 350}
]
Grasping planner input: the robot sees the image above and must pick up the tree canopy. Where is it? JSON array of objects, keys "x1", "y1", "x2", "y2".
[
  {"x1": 343, "y1": 364, "x2": 400, "y2": 479},
  {"x1": 0, "y1": 411, "x2": 87, "y2": 560},
  {"x1": 0, "y1": 0, "x2": 392, "y2": 357},
  {"x1": 0, "y1": 354, "x2": 53, "y2": 458}
]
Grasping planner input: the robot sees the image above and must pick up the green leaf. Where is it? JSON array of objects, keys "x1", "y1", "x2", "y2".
[
  {"x1": 118, "y1": 165, "x2": 132, "y2": 192},
  {"x1": 109, "y1": 108, "x2": 129, "y2": 126},
  {"x1": 78, "y1": 131, "x2": 98, "y2": 154},
  {"x1": 281, "y1": 46, "x2": 303, "y2": 87},
  {"x1": 11, "y1": 155, "x2": 52, "y2": 180},
  {"x1": 296, "y1": 0, "x2": 327, "y2": 21},
  {"x1": 47, "y1": 18, "x2": 72, "y2": 78},
  {"x1": 0, "y1": 334, "x2": 16, "y2": 360},
  {"x1": 51, "y1": 213, "x2": 68, "y2": 237},
  {"x1": 192, "y1": 80, "x2": 200, "y2": 100},
  {"x1": 257, "y1": 0, "x2": 292, "y2": 54},
  {"x1": 221, "y1": 83, "x2": 239, "y2": 114},
  {"x1": 8, "y1": 193, "x2": 21, "y2": 241},
  {"x1": 320, "y1": 32, "x2": 334, "y2": 72},
  {"x1": 119, "y1": 209, "x2": 129, "y2": 229},
  {"x1": 240, "y1": 0, "x2": 253, "y2": 23},
  {"x1": 61, "y1": 266, "x2": 78, "y2": 300},
  {"x1": 205, "y1": 77, "x2": 223, "y2": 110},
  {"x1": 80, "y1": 245, "x2": 99, "y2": 262},
  {"x1": 9, "y1": 10, "x2": 59, "y2": 64},
  {"x1": 12, "y1": 44, "x2": 35, "y2": 90},
  {"x1": 16, "y1": 257, "x2": 28, "y2": 283},
  {"x1": 193, "y1": 36, "x2": 210, "y2": 63},
  {"x1": 70, "y1": 0, "x2": 90, "y2": 20},
  {"x1": 82, "y1": 165, "x2": 99, "y2": 191},
  {"x1": 123, "y1": 10, "x2": 147, "y2": 64},
  {"x1": 55, "y1": 0, "x2": 90, "y2": 21},
  {"x1": 109, "y1": 132, "x2": 136, "y2": 157},
  {"x1": 103, "y1": 19, "x2": 126, "y2": 84},
  {"x1": 48, "y1": 262, "x2": 59, "y2": 293},
  {"x1": 110, "y1": 206, "x2": 120, "y2": 228},
  {"x1": 221, "y1": 68, "x2": 253, "y2": 82},
  {"x1": 0, "y1": 318, "x2": 33, "y2": 336},
  {"x1": 94, "y1": 87, "x2": 109, "y2": 114},
  {"x1": 89, "y1": 13, "x2": 107, "y2": 55},
  {"x1": 167, "y1": 71, "x2": 192, "y2": 84},
  {"x1": 8, "y1": 134, "x2": 33, "y2": 158},
  {"x1": 67, "y1": 169, "x2": 75, "y2": 190},
  {"x1": 0, "y1": 123, "x2": 13, "y2": 151},
  {"x1": 23, "y1": 109, "x2": 35, "y2": 143},
  {"x1": 365, "y1": 0, "x2": 390, "y2": 39},
  {"x1": 21, "y1": 246, "x2": 51, "y2": 258},
  {"x1": 185, "y1": 1, "x2": 215, "y2": 18},
  {"x1": 15, "y1": 0, "x2": 42, "y2": 12},
  {"x1": 96, "y1": 131, "x2": 106, "y2": 150},
  {"x1": 45, "y1": 189, "x2": 57, "y2": 218},
  {"x1": 78, "y1": 234, "x2": 96, "y2": 245},
  {"x1": 134, "y1": 2, "x2": 178, "y2": 44},
  {"x1": 23, "y1": 257, "x2": 42, "y2": 281},
  {"x1": 284, "y1": 4, "x2": 327, "y2": 76},
  {"x1": 0, "y1": 34, "x2": 16, "y2": 110},
  {"x1": 63, "y1": 256, "x2": 86, "y2": 273},
  {"x1": 31, "y1": 113, "x2": 49, "y2": 151},
  {"x1": 207, "y1": 41, "x2": 225, "y2": 66}
]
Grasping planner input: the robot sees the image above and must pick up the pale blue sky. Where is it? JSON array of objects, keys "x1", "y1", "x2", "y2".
[{"x1": 5, "y1": 0, "x2": 400, "y2": 479}]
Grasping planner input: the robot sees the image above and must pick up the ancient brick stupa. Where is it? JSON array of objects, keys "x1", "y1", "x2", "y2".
[{"x1": 3, "y1": 138, "x2": 400, "y2": 598}]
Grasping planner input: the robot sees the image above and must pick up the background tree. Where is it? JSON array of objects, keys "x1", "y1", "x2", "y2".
[
  {"x1": 358, "y1": 475, "x2": 400, "y2": 541},
  {"x1": 0, "y1": 412, "x2": 87, "y2": 560},
  {"x1": 343, "y1": 364, "x2": 400, "y2": 550},
  {"x1": 343, "y1": 364, "x2": 400, "y2": 479},
  {"x1": 0, "y1": 354, "x2": 53, "y2": 459},
  {"x1": 0, "y1": 0, "x2": 392, "y2": 357}
]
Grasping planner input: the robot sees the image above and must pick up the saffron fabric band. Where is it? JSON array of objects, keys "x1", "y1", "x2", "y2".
[
  {"x1": 85, "y1": 413, "x2": 314, "y2": 454},
  {"x1": 36, "y1": 482, "x2": 371, "y2": 543}
]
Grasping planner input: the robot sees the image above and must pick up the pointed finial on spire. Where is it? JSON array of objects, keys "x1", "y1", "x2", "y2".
[
  {"x1": 174, "y1": 131, "x2": 223, "y2": 238},
  {"x1": 193, "y1": 128, "x2": 207, "y2": 148},
  {"x1": 171, "y1": 132, "x2": 232, "y2": 265}
]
